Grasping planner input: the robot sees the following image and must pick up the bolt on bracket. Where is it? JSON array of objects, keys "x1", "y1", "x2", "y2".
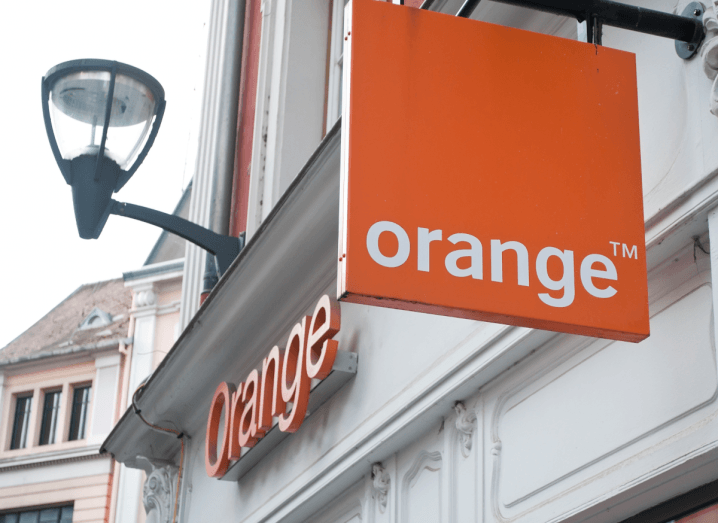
[{"x1": 676, "y1": 2, "x2": 706, "y2": 59}]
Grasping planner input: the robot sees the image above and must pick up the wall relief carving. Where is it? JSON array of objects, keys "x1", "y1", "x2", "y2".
[
  {"x1": 371, "y1": 462, "x2": 391, "y2": 514},
  {"x1": 700, "y1": 2, "x2": 718, "y2": 114},
  {"x1": 135, "y1": 457, "x2": 179, "y2": 523},
  {"x1": 454, "y1": 402, "x2": 477, "y2": 458}
]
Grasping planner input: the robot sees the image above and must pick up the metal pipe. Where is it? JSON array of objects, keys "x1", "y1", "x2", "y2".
[
  {"x1": 489, "y1": 0, "x2": 703, "y2": 44},
  {"x1": 208, "y1": 0, "x2": 246, "y2": 239},
  {"x1": 205, "y1": 0, "x2": 243, "y2": 292},
  {"x1": 419, "y1": 0, "x2": 439, "y2": 9},
  {"x1": 457, "y1": 0, "x2": 482, "y2": 17},
  {"x1": 439, "y1": 0, "x2": 702, "y2": 46}
]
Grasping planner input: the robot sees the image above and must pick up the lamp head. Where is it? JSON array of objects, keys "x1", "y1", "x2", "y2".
[{"x1": 42, "y1": 59, "x2": 165, "y2": 239}]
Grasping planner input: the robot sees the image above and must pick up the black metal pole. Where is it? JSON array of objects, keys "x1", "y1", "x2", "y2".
[
  {"x1": 419, "y1": 0, "x2": 438, "y2": 9},
  {"x1": 110, "y1": 200, "x2": 243, "y2": 276},
  {"x1": 422, "y1": 0, "x2": 702, "y2": 46},
  {"x1": 489, "y1": 0, "x2": 703, "y2": 44}
]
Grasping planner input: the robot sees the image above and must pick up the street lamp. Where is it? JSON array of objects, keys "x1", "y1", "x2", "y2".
[{"x1": 42, "y1": 59, "x2": 242, "y2": 275}]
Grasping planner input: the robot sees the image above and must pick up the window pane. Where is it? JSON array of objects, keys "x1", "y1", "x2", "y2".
[
  {"x1": 326, "y1": 0, "x2": 350, "y2": 129},
  {"x1": 38, "y1": 509, "x2": 59, "y2": 523},
  {"x1": 18, "y1": 512, "x2": 38, "y2": 523},
  {"x1": 68, "y1": 386, "x2": 91, "y2": 441},
  {"x1": 39, "y1": 391, "x2": 62, "y2": 446},
  {"x1": 1, "y1": 505, "x2": 71, "y2": 523},
  {"x1": 59, "y1": 507, "x2": 72, "y2": 523},
  {"x1": 10, "y1": 395, "x2": 32, "y2": 450}
]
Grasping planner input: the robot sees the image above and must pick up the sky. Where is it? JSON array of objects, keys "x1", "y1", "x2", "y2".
[{"x1": 0, "y1": 1, "x2": 210, "y2": 348}]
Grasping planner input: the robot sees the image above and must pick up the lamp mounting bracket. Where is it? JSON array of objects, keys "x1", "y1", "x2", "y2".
[{"x1": 110, "y1": 200, "x2": 244, "y2": 276}]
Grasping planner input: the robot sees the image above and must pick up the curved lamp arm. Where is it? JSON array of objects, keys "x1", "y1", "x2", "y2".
[{"x1": 111, "y1": 200, "x2": 243, "y2": 276}]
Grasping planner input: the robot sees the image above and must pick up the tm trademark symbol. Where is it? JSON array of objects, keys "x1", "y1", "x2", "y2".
[{"x1": 609, "y1": 241, "x2": 637, "y2": 259}]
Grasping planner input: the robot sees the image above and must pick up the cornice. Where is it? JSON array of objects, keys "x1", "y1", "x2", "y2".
[
  {"x1": 123, "y1": 259, "x2": 184, "y2": 284},
  {"x1": 0, "y1": 445, "x2": 109, "y2": 472},
  {"x1": 103, "y1": 119, "x2": 343, "y2": 465},
  {"x1": 0, "y1": 337, "x2": 132, "y2": 369}
]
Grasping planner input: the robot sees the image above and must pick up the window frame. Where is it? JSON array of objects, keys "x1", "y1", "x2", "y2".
[
  {"x1": 246, "y1": 0, "x2": 332, "y2": 238},
  {"x1": 1, "y1": 366, "x2": 95, "y2": 454},
  {"x1": 325, "y1": 0, "x2": 349, "y2": 129},
  {"x1": 38, "y1": 389, "x2": 62, "y2": 446},
  {"x1": 67, "y1": 383, "x2": 92, "y2": 442},
  {"x1": 0, "y1": 503, "x2": 73, "y2": 523},
  {"x1": 9, "y1": 392, "x2": 33, "y2": 450}
]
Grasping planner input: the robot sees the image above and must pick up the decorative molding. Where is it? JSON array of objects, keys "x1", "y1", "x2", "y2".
[
  {"x1": 135, "y1": 288, "x2": 158, "y2": 309},
  {"x1": 488, "y1": 281, "x2": 717, "y2": 521},
  {"x1": 403, "y1": 450, "x2": 443, "y2": 488},
  {"x1": 454, "y1": 402, "x2": 477, "y2": 458},
  {"x1": 123, "y1": 259, "x2": 184, "y2": 283},
  {"x1": 371, "y1": 463, "x2": 390, "y2": 514},
  {"x1": 401, "y1": 451, "x2": 443, "y2": 523},
  {"x1": 139, "y1": 458, "x2": 179, "y2": 523},
  {"x1": 491, "y1": 440, "x2": 502, "y2": 457},
  {"x1": 157, "y1": 301, "x2": 182, "y2": 317},
  {"x1": 0, "y1": 338, "x2": 130, "y2": 369},
  {"x1": 701, "y1": 3, "x2": 718, "y2": 115},
  {"x1": 0, "y1": 447, "x2": 109, "y2": 472}
]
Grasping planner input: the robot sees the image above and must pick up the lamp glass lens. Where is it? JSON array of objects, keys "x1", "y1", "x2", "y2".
[{"x1": 50, "y1": 71, "x2": 157, "y2": 169}]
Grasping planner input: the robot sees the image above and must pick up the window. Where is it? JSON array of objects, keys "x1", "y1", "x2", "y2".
[
  {"x1": 38, "y1": 390, "x2": 62, "y2": 446},
  {"x1": 246, "y1": 0, "x2": 333, "y2": 235},
  {"x1": 10, "y1": 393, "x2": 32, "y2": 450},
  {"x1": 325, "y1": 0, "x2": 349, "y2": 128},
  {"x1": 68, "y1": 385, "x2": 91, "y2": 441},
  {"x1": 0, "y1": 505, "x2": 73, "y2": 523},
  {"x1": 77, "y1": 307, "x2": 112, "y2": 330},
  {"x1": 620, "y1": 479, "x2": 718, "y2": 523}
]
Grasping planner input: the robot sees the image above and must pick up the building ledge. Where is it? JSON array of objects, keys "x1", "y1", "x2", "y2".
[
  {"x1": 0, "y1": 444, "x2": 107, "y2": 472},
  {"x1": 0, "y1": 337, "x2": 132, "y2": 368},
  {"x1": 123, "y1": 259, "x2": 184, "y2": 283},
  {"x1": 103, "y1": 119, "x2": 344, "y2": 466},
  {"x1": 220, "y1": 351, "x2": 357, "y2": 482}
]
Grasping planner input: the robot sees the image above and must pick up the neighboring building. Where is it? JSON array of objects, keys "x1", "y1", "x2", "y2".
[
  {"x1": 0, "y1": 279, "x2": 131, "y2": 522},
  {"x1": 0, "y1": 183, "x2": 189, "y2": 523},
  {"x1": 112, "y1": 259, "x2": 184, "y2": 523},
  {"x1": 110, "y1": 184, "x2": 189, "y2": 523},
  {"x1": 102, "y1": 1, "x2": 718, "y2": 523}
]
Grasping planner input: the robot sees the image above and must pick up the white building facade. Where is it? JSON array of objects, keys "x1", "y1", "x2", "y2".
[{"x1": 103, "y1": 1, "x2": 718, "y2": 522}]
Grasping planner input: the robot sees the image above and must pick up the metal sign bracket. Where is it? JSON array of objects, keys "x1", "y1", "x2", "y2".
[
  {"x1": 421, "y1": 0, "x2": 706, "y2": 60},
  {"x1": 676, "y1": 2, "x2": 706, "y2": 59}
]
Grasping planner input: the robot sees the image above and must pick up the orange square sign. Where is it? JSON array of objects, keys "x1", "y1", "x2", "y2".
[{"x1": 338, "y1": 0, "x2": 649, "y2": 342}]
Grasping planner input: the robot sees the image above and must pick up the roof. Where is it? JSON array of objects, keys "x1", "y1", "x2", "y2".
[{"x1": 0, "y1": 278, "x2": 132, "y2": 366}]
